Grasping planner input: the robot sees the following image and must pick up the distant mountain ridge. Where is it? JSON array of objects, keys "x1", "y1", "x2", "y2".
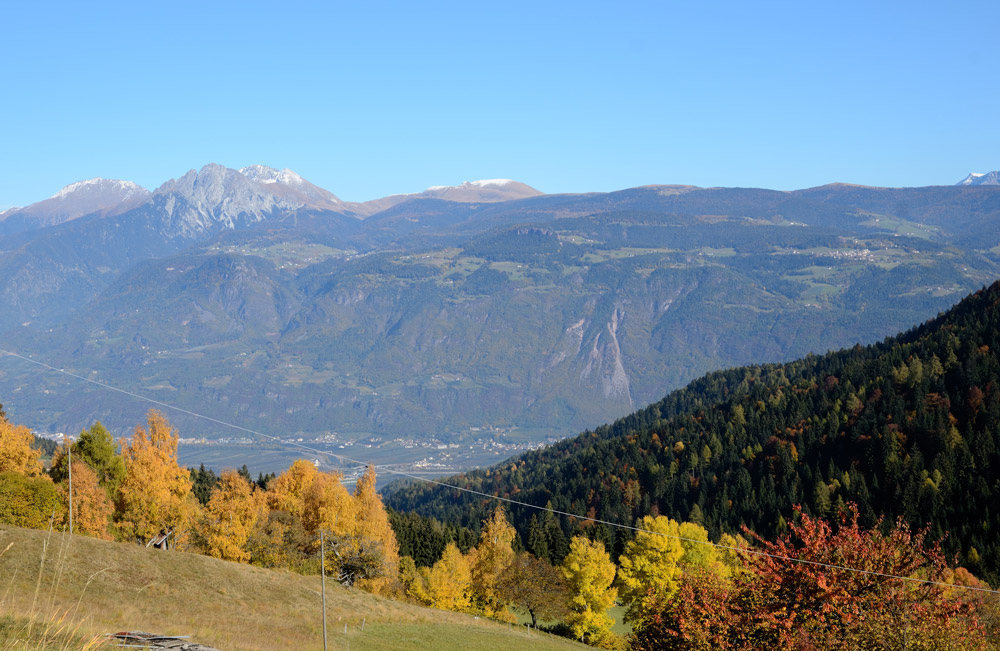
[
  {"x1": 956, "y1": 171, "x2": 1000, "y2": 186},
  {"x1": 1, "y1": 164, "x2": 1000, "y2": 453},
  {"x1": 0, "y1": 178, "x2": 150, "y2": 235}
]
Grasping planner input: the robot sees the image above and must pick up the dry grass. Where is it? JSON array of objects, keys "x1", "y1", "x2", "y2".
[{"x1": 0, "y1": 525, "x2": 582, "y2": 650}]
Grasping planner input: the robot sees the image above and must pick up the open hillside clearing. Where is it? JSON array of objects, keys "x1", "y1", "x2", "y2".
[{"x1": 0, "y1": 525, "x2": 584, "y2": 650}]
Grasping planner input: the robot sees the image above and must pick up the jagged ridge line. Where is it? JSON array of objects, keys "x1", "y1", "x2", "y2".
[{"x1": 1, "y1": 347, "x2": 997, "y2": 596}]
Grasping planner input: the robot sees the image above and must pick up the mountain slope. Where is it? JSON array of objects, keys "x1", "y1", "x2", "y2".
[
  {"x1": 385, "y1": 281, "x2": 1000, "y2": 584},
  {"x1": 0, "y1": 178, "x2": 150, "y2": 235}
]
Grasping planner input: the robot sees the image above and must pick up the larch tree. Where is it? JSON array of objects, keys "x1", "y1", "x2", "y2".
[
  {"x1": 266, "y1": 458, "x2": 319, "y2": 518},
  {"x1": 470, "y1": 505, "x2": 516, "y2": 619},
  {"x1": 0, "y1": 415, "x2": 43, "y2": 477},
  {"x1": 303, "y1": 468, "x2": 355, "y2": 537},
  {"x1": 116, "y1": 410, "x2": 194, "y2": 544},
  {"x1": 561, "y1": 535, "x2": 620, "y2": 648},
  {"x1": 58, "y1": 459, "x2": 113, "y2": 539},
  {"x1": 423, "y1": 541, "x2": 473, "y2": 612},
  {"x1": 199, "y1": 469, "x2": 262, "y2": 562},
  {"x1": 351, "y1": 465, "x2": 399, "y2": 595},
  {"x1": 617, "y1": 515, "x2": 685, "y2": 622}
]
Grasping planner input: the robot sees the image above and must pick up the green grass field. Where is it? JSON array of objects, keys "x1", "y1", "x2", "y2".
[{"x1": 0, "y1": 526, "x2": 584, "y2": 651}]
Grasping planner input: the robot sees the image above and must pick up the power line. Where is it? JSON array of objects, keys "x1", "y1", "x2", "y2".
[{"x1": 2, "y1": 346, "x2": 998, "y2": 596}]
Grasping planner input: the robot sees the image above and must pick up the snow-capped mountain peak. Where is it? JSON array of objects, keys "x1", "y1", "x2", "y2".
[
  {"x1": 0, "y1": 177, "x2": 151, "y2": 235},
  {"x1": 957, "y1": 171, "x2": 1000, "y2": 186},
  {"x1": 53, "y1": 178, "x2": 148, "y2": 201},
  {"x1": 238, "y1": 164, "x2": 342, "y2": 206},
  {"x1": 239, "y1": 165, "x2": 306, "y2": 187},
  {"x1": 416, "y1": 179, "x2": 543, "y2": 203}
]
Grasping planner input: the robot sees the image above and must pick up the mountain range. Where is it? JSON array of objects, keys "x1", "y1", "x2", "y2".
[{"x1": 1, "y1": 165, "x2": 1000, "y2": 460}]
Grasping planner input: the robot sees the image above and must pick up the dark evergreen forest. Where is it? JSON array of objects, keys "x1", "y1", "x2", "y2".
[{"x1": 386, "y1": 282, "x2": 1000, "y2": 584}]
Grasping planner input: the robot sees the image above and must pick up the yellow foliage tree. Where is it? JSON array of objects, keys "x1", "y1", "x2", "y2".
[
  {"x1": 266, "y1": 459, "x2": 318, "y2": 518},
  {"x1": 304, "y1": 469, "x2": 356, "y2": 537},
  {"x1": 199, "y1": 469, "x2": 262, "y2": 562},
  {"x1": 58, "y1": 460, "x2": 113, "y2": 540},
  {"x1": 562, "y1": 536, "x2": 619, "y2": 648},
  {"x1": 116, "y1": 410, "x2": 194, "y2": 543},
  {"x1": 0, "y1": 416, "x2": 43, "y2": 477},
  {"x1": 352, "y1": 465, "x2": 399, "y2": 595},
  {"x1": 423, "y1": 541, "x2": 472, "y2": 612},
  {"x1": 618, "y1": 515, "x2": 685, "y2": 619},
  {"x1": 470, "y1": 505, "x2": 516, "y2": 619}
]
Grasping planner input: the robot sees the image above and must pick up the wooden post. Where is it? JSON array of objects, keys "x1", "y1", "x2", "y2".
[
  {"x1": 68, "y1": 445, "x2": 73, "y2": 535},
  {"x1": 321, "y1": 531, "x2": 328, "y2": 651}
]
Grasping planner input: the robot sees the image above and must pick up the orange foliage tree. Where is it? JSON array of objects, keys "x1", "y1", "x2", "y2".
[
  {"x1": 58, "y1": 459, "x2": 114, "y2": 540},
  {"x1": 637, "y1": 505, "x2": 992, "y2": 651}
]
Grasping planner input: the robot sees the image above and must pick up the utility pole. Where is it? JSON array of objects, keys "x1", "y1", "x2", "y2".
[
  {"x1": 321, "y1": 531, "x2": 328, "y2": 651},
  {"x1": 68, "y1": 445, "x2": 73, "y2": 535}
]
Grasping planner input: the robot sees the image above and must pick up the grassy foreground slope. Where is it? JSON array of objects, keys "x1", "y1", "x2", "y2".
[{"x1": 0, "y1": 526, "x2": 581, "y2": 651}]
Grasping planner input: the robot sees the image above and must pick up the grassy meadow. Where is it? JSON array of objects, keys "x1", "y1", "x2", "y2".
[{"x1": 0, "y1": 525, "x2": 583, "y2": 651}]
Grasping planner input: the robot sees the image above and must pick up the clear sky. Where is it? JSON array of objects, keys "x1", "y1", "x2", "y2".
[{"x1": 2, "y1": 1, "x2": 997, "y2": 209}]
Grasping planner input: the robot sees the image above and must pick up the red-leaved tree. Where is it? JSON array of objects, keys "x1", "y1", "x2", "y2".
[{"x1": 635, "y1": 505, "x2": 993, "y2": 651}]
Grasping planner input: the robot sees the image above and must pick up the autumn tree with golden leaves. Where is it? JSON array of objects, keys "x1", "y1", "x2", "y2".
[
  {"x1": 198, "y1": 469, "x2": 262, "y2": 562},
  {"x1": 0, "y1": 414, "x2": 43, "y2": 476},
  {"x1": 115, "y1": 410, "x2": 194, "y2": 543},
  {"x1": 57, "y1": 459, "x2": 113, "y2": 540}
]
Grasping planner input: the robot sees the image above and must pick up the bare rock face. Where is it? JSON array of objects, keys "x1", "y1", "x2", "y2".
[
  {"x1": 152, "y1": 163, "x2": 307, "y2": 238},
  {"x1": 0, "y1": 178, "x2": 150, "y2": 234}
]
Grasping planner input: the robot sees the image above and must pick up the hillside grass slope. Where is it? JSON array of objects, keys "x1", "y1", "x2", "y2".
[{"x1": 0, "y1": 525, "x2": 582, "y2": 651}]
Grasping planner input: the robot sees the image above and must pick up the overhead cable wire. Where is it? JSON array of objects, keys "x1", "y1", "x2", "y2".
[{"x1": 2, "y1": 346, "x2": 998, "y2": 596}]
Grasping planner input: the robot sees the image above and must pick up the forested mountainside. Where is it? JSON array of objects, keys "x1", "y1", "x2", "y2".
[{"x1": 385, "y1": 281, "x2": 1000, "y2": 584}]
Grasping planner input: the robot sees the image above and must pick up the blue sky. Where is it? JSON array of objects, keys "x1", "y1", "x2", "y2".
[{"x1": 2, "y1": 1, "x2": 997, "y2": 208}]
